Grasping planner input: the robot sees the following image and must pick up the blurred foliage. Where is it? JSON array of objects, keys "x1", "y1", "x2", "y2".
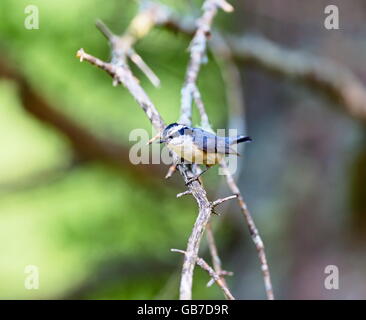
[
  {"x1": 0, "y1": 0, "x2": 232, "y2": 299},
  {"x1": 2, "y1": 0, "x2": 366, "y2": 301}
]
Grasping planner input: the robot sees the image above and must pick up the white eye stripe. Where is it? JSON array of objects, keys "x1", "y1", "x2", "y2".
[{"x1": 167, "y1": 125, "x2": 186, "y2": 137}]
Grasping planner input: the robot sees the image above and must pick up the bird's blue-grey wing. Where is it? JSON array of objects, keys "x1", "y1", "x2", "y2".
[{"x1": 192, "y1": 128, "x2": 239, "y2": 155}]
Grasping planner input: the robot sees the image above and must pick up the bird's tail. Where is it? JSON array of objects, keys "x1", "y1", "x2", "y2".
[{"x1": 234, "y1": 135, "x2": 252, "y2": 144}]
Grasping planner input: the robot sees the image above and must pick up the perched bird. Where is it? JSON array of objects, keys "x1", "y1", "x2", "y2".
[{"x1": 159, "y1": 123, "x2": 252, "y2": 183}]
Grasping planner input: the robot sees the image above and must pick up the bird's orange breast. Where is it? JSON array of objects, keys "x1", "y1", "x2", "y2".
[{"x1": 168, "y1": 143, "x2": 222, "y2": 165}]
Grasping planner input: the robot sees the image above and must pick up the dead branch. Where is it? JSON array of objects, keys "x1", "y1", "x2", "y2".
[
  {"x1": 218, "y1": 36, "x2": 276, "y2": 299},
  {"x1": 211, "y1": 194, "x2": 238, "y2": 208},
  {"x1": 77, "y1": 49, "x2": 164, "y2": 131},
  {"x1": 159, "y1": 12, "x2": 366, "y2": 123},
  {"x1": 171, "y1": 249, "x2": 235, "y2": 300},
  {"x1": 76, "y1": 2, "x2": 220, "y2": 301},
  {"x1": 205, "y1": 32, "x2": 247, "y2": 293},
  {"x1": 73, "y1": 0, "x2": 366, "y2": 301},
  {"x1": 173, "y1": 4, "x2": 275, "y2": 298},
  {"x1": 76, "y1": 0, "x2": 275, "y2": 300},
  {"x1": 165, "y1": 164, "x2": 177, "y2": 179},
  {"x1": 178, "y1": 0, "x2": 232, "y2": 126},
  {"x1": 205, "y1": 223, "x2": 233, "y2": 289},
  {"x1": 192, "y1": 84, "x2": 210, "y2": 130},
  {"x1": 159, "y1": 5, "x2": 366, "y2": 299},
  {"x1": 176, "y1": 0, "x2": 234, "y2": 300},
  {"x1": 176, "y1": 188, "x2": 234, "y2": 289},
  {"x1": 192, "y1": 77, "x2": 274, "y2": 299},
  {"x1": 220, "y1": 161, "x2": 274, "y2": 299},
  {"x1": 177, "y1": 190, "x2": 192, "y2": 198},
  {"x1": 226, "y1": 35, "x2": 366, "y2": 122}
]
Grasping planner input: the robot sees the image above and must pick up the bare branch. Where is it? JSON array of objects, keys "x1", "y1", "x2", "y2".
[
  {"x1": 171, "y1": 249, "x2": 235, "y2": 300},
  {"x1": 181, "y1": 31, "x2": 275, "y2": 294},
  {"x1": 165, "y1": 164, "x2": 177, "y2": 179},
  {"x1": 128, "y1": 48, "x2": 160, "y2": 87},
  {"x1": 76, "y1": 48, "x2": 164, "y2": 131},
  {"x1": 226, "y1": 35, "x2": 366, "y2": 122},
  {"x1": 206, "y1": 223, "x2": 222, "y2": 274},
  {"x1": 206, "y1": 223, "x2": 233, "y2": 289},
  {"x1": 192, "y1": 84, "x2": 211, "y2": 130},
  {"x1": 177, "y1": 190, "x2": 192, "y2": 198},
  {"x1": 76, "y1": 4, "x2": 217, "y2": 301},
  {"x1": 208, "y1": 32, "x2": 247, "y2": 293},
  {"x1": 95, "y1": 19, "x2": 115, "y2": 41},
  {"x1": 179, "y1": 0, "x2": 230, "y2": 126},
  {"x1": 177, "y1": 0, "x2": 233, "y2": 300},
  {"x1": 95, "y1": 2, "x2": 170, "y2": 88},
  {"x1": 160, "y1": 6, "x2": 366, "y2": 300},
  {"x1": 180, "y1": 30, "x2": 237, "y2": 299},
  {"x1": 220, "y1": 161, "x2": 274, "y2": 300},
  {"x1": 77, "y1": 0, "x2": 276, "y2": 301},
  {"x1": 211, "y1": 194, "x2": 238, "y2": 208},
  {"x1": 169, "y1": 4, "x2": 274, "y2": 299},
  {"x1": 191, "y1": 57, "x2": 274, "y2": 300},
  {"x1": 159, "y1": 13, "x2": 366, "y2": 123}
]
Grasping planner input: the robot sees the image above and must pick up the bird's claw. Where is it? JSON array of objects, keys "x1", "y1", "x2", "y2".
[{"x1": 185, "y1": 175, "x2": 200, "y2": 186}]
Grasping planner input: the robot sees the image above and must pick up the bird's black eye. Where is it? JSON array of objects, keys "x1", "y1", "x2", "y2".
[
  {"x1": 178, "y1": 128, "x2": 186, "y2": 135},
  {"x1": 168, "y1": 136, "x2": 173, "y2": 139}
]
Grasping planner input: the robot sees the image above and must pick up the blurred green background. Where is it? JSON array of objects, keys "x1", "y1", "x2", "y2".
[
  {"x1": 1, "y1": 0, "x2": 366, "y2": 299},
  {"x1": 0, "y1": 0, "x2": 231, "y2": 299}
]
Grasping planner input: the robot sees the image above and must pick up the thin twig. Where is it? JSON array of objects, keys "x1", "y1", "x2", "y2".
[
  {"x1": 220, "y1": 161, "x2": 274, "y2": 300},
  {"x1": 179, "y1": 0, "x2": 232, "y2": 126},
  {"x1": 206, "y1": 223, "x2": 232, "y2": 289},
  {"x1": 192, "y1": 85, "x2": 211, "y2": 130},
  {"x1": 209, "y1": 32, "x2": 246, "y2": 291},
  {"x1": 165, "y1": 164, "x2": 177, "y2": 179},
  {"x1": 129, "y1": 48, "x2": 160, "y2": 87},
  {"x1": 76, "y1": 48, "x2": 164, "y2": 131},
  {"x1": 211, "y1": 194, "x2": 238, "y2": 208},
  {"x1": 95, "y1": 19, "x2": 115, "y2": 40},
  {"x1": 177, "y1": 0, "x2": 233, "y2": 300},
  {"x1": 211, "y1": 30, "x2": 249, "y2": 219},
  {"x1": 96, "y1": 2, "x2": 168, "y2": 88},
  {"x1": 171, "y1": 249, "x2": 235, "y2": 300},
  {"x1": 206, "y1": 223, "x2": 222, "y2": 274},
  {"x1": 177, "y1": 190, "x2": 192, "y2": 198}
]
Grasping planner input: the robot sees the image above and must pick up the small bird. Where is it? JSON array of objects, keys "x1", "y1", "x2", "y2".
[{"x1": 158, "y1": 123, "x2": 252, "y2": 183}]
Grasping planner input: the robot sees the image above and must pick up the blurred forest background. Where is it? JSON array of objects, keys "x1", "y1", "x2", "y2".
[{"x1": 0, "y1": 0, "x2": 366, "y2": 299}]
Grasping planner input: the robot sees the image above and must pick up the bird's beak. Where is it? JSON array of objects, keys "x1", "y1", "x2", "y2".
[
  {"x1": 159, "y1": 139, "x2": 166, "y2": 144},
  {"x1": 146, "y1": 132, "x2": 161, "y2": 145}
]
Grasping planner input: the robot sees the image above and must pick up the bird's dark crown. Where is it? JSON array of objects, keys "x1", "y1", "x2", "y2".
[
  {"x1": 163, "y1": 123, "x2": 179, "y2": 133},
  {"x1": 162, "y1": 123, "x2": 189, "y2": 139}
]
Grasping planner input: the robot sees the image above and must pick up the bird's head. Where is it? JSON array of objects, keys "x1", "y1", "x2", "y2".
[{"x1": 160, "y1": 123, "x2": 188, "y2": 144}]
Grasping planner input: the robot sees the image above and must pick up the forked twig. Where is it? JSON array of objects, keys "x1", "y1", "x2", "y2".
[
  {"x1": 176, "y1": 0, "x2": 235, "y2": 300},
  {"x1": 171, "y1": 249, "x2": 235, "y2": 300},
  {"x1": 175, "y1": 0, "x2": 274, "y2": 300}
]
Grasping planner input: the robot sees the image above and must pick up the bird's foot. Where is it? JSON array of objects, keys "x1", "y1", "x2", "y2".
[
  {"x1": 185, "y1": 175, "x2": 201, "y2": 186},
  {"x1": 185, "y1": 167, "x2": 210, "y2": 186}
]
